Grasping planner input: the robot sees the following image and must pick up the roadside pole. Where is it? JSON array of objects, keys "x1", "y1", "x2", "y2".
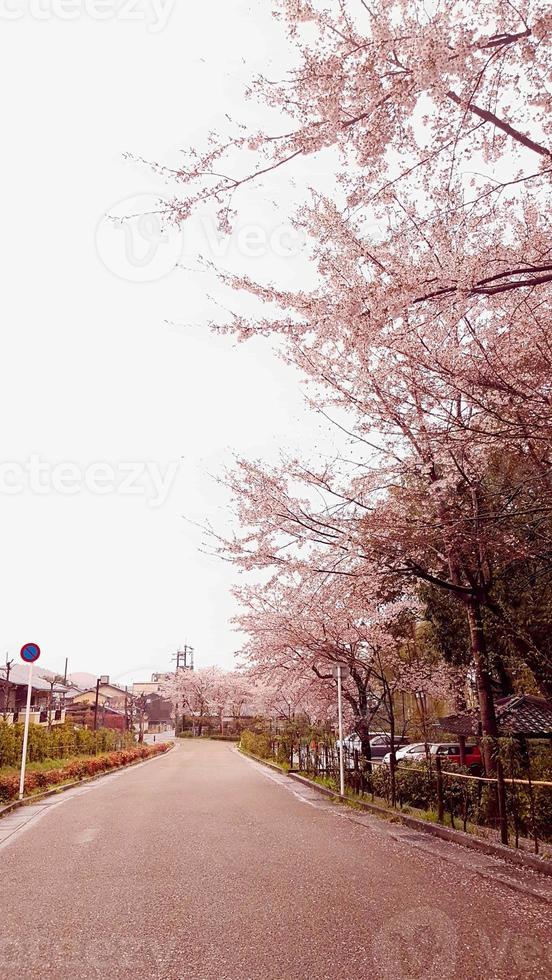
[
  {"x1": 93, "y1": 677, "x2": 101, "y2": 733},
  {"x1": 19, "y1": 663, "x2": 34, "y2": 799},
  {"x1": 332, "y1": 661, "x2": 349, "y2": 797},
  {"x1": 18, "y1": 643, "x2": 41, "y2": 800},
  {"x1": 337, "y1": 664, "x2": 345, "y2": 796}
]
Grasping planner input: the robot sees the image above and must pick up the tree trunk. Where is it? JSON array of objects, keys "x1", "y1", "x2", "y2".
[
  {"x1": 466, "y1": 600, "x2": 508, "y2": 844},
  {"x1": 356, "y1": 716, "x2": 372, "y2": 765}
]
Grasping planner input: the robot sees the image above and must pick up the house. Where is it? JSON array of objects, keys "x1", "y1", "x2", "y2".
[
  {"x1": 132, "y1": 680, "x2": 160, "y2": 698},
  {"x1": 65, "y1": 700, "x2": 127, "y2": 731},
  {"x1": 70, "y1": 677, "x2": 128, "y2": 710},
  {"x1": 437, "y1": 694, "x2": 552, "y2": 740},
  {"x1": 132, "y1": 674, "x2": 173, "y2": 730},
  {"x1": 0, "y1": 664, "x2": 68, "y2": 726}
]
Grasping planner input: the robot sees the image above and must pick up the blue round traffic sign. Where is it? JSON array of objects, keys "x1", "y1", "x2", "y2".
[{"x1": 20, "y1": 643, "x2": 41, "y2": 664}]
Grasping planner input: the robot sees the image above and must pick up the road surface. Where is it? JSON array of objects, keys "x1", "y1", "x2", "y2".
[{"x1": 0, "y1": 740, "x2": 550, "y2": 979}]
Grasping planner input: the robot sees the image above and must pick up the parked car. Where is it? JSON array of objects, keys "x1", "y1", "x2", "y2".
[
  {"x1": 336, "y1": 732, "x2": 410, "y2": 759},
  {"x1": 336, "y1": 731, "x2": 385, "y2": 753},
  {"x1": 382, "y1": 742, "x2": 427, "y2": 766},
  {"x1": 429, "y1": 742, "x2": 483, "y2": 773},
  {"x1": 335, "y1": 733, "x2": 362, "y2": 753},
  {"x1": 369, "y1": 734, "x2": 411, "y2": 759}
]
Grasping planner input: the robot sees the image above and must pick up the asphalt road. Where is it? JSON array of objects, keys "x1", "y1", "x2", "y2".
[{"x1": 1, "y1": 740, "x2": 550, "y2": 980}]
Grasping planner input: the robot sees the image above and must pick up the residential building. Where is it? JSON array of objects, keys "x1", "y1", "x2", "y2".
[
  {"x1": 70, "y1": 677, "x2": 128, "y2": 710},
  {"x1": 0, "y1": 664, "x2": 68, "y2": 726}
]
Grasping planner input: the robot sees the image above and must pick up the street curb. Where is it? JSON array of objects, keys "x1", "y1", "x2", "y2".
[
  {"x1": 0, "y1": 741, "x2": 175, "y2": 820},
  {"x1": 287, "y1": 771, "x2": 552, "y2": 879},
  {"x1": 237, "y1": 747, "x2": 288, "y2": 775},
  {"x1": 237, "y1": 748, "x2": 552, "y2": 879}
]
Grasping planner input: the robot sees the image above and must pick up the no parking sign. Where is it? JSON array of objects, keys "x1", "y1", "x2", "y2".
[{"x1": 20, "y1": 643, "x2": 41, "y2": 664}]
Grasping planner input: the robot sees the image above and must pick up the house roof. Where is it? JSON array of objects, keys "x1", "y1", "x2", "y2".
[
  {"x1": 61, "y1": 686, "x2": 83, "y2": 699},
  {"x1": 0, "y1": 664, "x2": 67, "y2": 694},
  {"x1": 495, "y1": 694, "x2": 552, "y2": 736},
  {"x1": 76, "y1": 683, "x2": 127, "y2": 697},
  {"x1": 438, "y1": 694, "x2": 552, "y2": 738}
]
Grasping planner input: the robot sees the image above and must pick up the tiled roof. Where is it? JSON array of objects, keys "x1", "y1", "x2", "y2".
[
  {"x1": 438, "y1": 694, "x2": 552, "y2": 738},
  {"x1": 496, "y1": 695, "x2": 552, "y2": 736},
  {"x1": 436, "y1": 713, "x2": 479, "y2": 737}
]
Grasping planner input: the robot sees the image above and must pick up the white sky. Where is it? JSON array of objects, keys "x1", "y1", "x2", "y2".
[{"x1": 0, "y1": 0, "x2": 331, "y2": 683}]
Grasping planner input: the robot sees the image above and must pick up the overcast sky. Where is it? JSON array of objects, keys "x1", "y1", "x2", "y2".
[{"x1": 0, "y1": 1, "x2": 332, "y2": 683}]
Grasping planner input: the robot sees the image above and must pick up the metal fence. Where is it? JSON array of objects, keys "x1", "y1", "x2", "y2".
[{"x1": 268, "y1": 735, "x2": 552, "y2": 854}]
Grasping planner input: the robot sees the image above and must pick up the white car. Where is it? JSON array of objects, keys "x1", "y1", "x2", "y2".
[
  {"x1": 336, "y1": 732, "x2": 389, "y2": 753},
  {"x1": 335, "y1": 733, "x2": 362, "y2": 753},
  {"x1": 382, "y1": 743, "x2": 427, "y2": 766}
]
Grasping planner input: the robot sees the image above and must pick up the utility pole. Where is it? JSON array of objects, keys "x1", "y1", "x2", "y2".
[
  {"x1": 173, "y1": 644, "x2": 194, "y2": 671},
  {"x1": 63, "y1": 657, "x2": 68, "y2": 686},
  {"x1": 332, "y1": 661, "x2": 350, "y2": 797},
  {"x1": 136, "y1": 693, "x2": 150, "y2": 743},
  {"x1": 47, "y1": 676, "x2": 57, "y2": 731},
  {"x1": 93, "y1": 677, "x2": 101, "y2": 732},
  {"x1": 3, "y1": 654, "x2": 14, "y2": 719},
  {"x1": 337, "y1": 665, "x2": 345, "y2": 797},
  {"x1": 125, "y1": 687, "x2": 136, "y2": 736}
]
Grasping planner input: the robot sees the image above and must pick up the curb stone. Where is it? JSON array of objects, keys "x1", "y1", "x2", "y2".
[
  {"x1": 237, "y1": 747, "x2": 552, "y2": 880},
  {"x1": 0, "y1": 741, "x2": 175, "y2": 820},
  {"x1": 287, "y1": 770, "x2": 552, "y2": 879}
]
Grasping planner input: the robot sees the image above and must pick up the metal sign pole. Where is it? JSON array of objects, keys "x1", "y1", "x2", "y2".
[
  {"x1": 19, "y1": 661, "x2": 34, "y2": 800},
  {"x1": 337, "y1": 664, "x2": 345, "y2": 797}
]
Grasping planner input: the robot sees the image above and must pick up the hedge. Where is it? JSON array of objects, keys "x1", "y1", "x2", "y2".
[
  {"x1": 239, "y1": 730, "x2": 274, "y2": 759},
  {"x1": 0, "y1": 742, "x2": 170, "y2": 803},
  {"x1": 0, "y1": 720, "x2": 133, "y2": 768}
]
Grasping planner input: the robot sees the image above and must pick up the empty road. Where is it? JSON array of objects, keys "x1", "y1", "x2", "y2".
[{"x1": 1, "y1": 740, "x2": 550, "y2": 980}]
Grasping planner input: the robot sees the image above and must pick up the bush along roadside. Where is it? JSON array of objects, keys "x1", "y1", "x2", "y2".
[
  {"x1": 0, "y1": 719, "x2": 134, "y2": 767},
  {"x1": 0, "y1": 743, "x2": 171, "y2": 803}
]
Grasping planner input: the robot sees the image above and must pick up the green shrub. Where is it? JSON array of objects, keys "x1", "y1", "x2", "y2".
[
  {"x1": 371, "y1": 764, "x2": 392, "y2": 802},
  {"x1": 0, "y1": 720, "x2": 132, "y2": 769},
  {"x1": 396, "y1": 763, "x2": 435, "y2": 810},
  {"x1": 240, "y1": 730, "x2": 273, "y2": 759},
  {"x1": 0, "y1": 742, "x2": 170, "y2": 803}
]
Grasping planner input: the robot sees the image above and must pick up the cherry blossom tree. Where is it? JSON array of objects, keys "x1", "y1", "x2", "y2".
[
  {"x1": 154, "y1": 1, "x2": 552, "y2": 843},
  {"x1": 160, "y1": 667, "x2": 242, "y2": 734},
  {"x1": 252, "y1": 669, "x2": 341, "y2": 729},
  {"x1": 234, "y1": 552, "x2": 463, "y2": 750},
  {"x1": 163, "y1": 1, "x2": 551, "y2": 235}
]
